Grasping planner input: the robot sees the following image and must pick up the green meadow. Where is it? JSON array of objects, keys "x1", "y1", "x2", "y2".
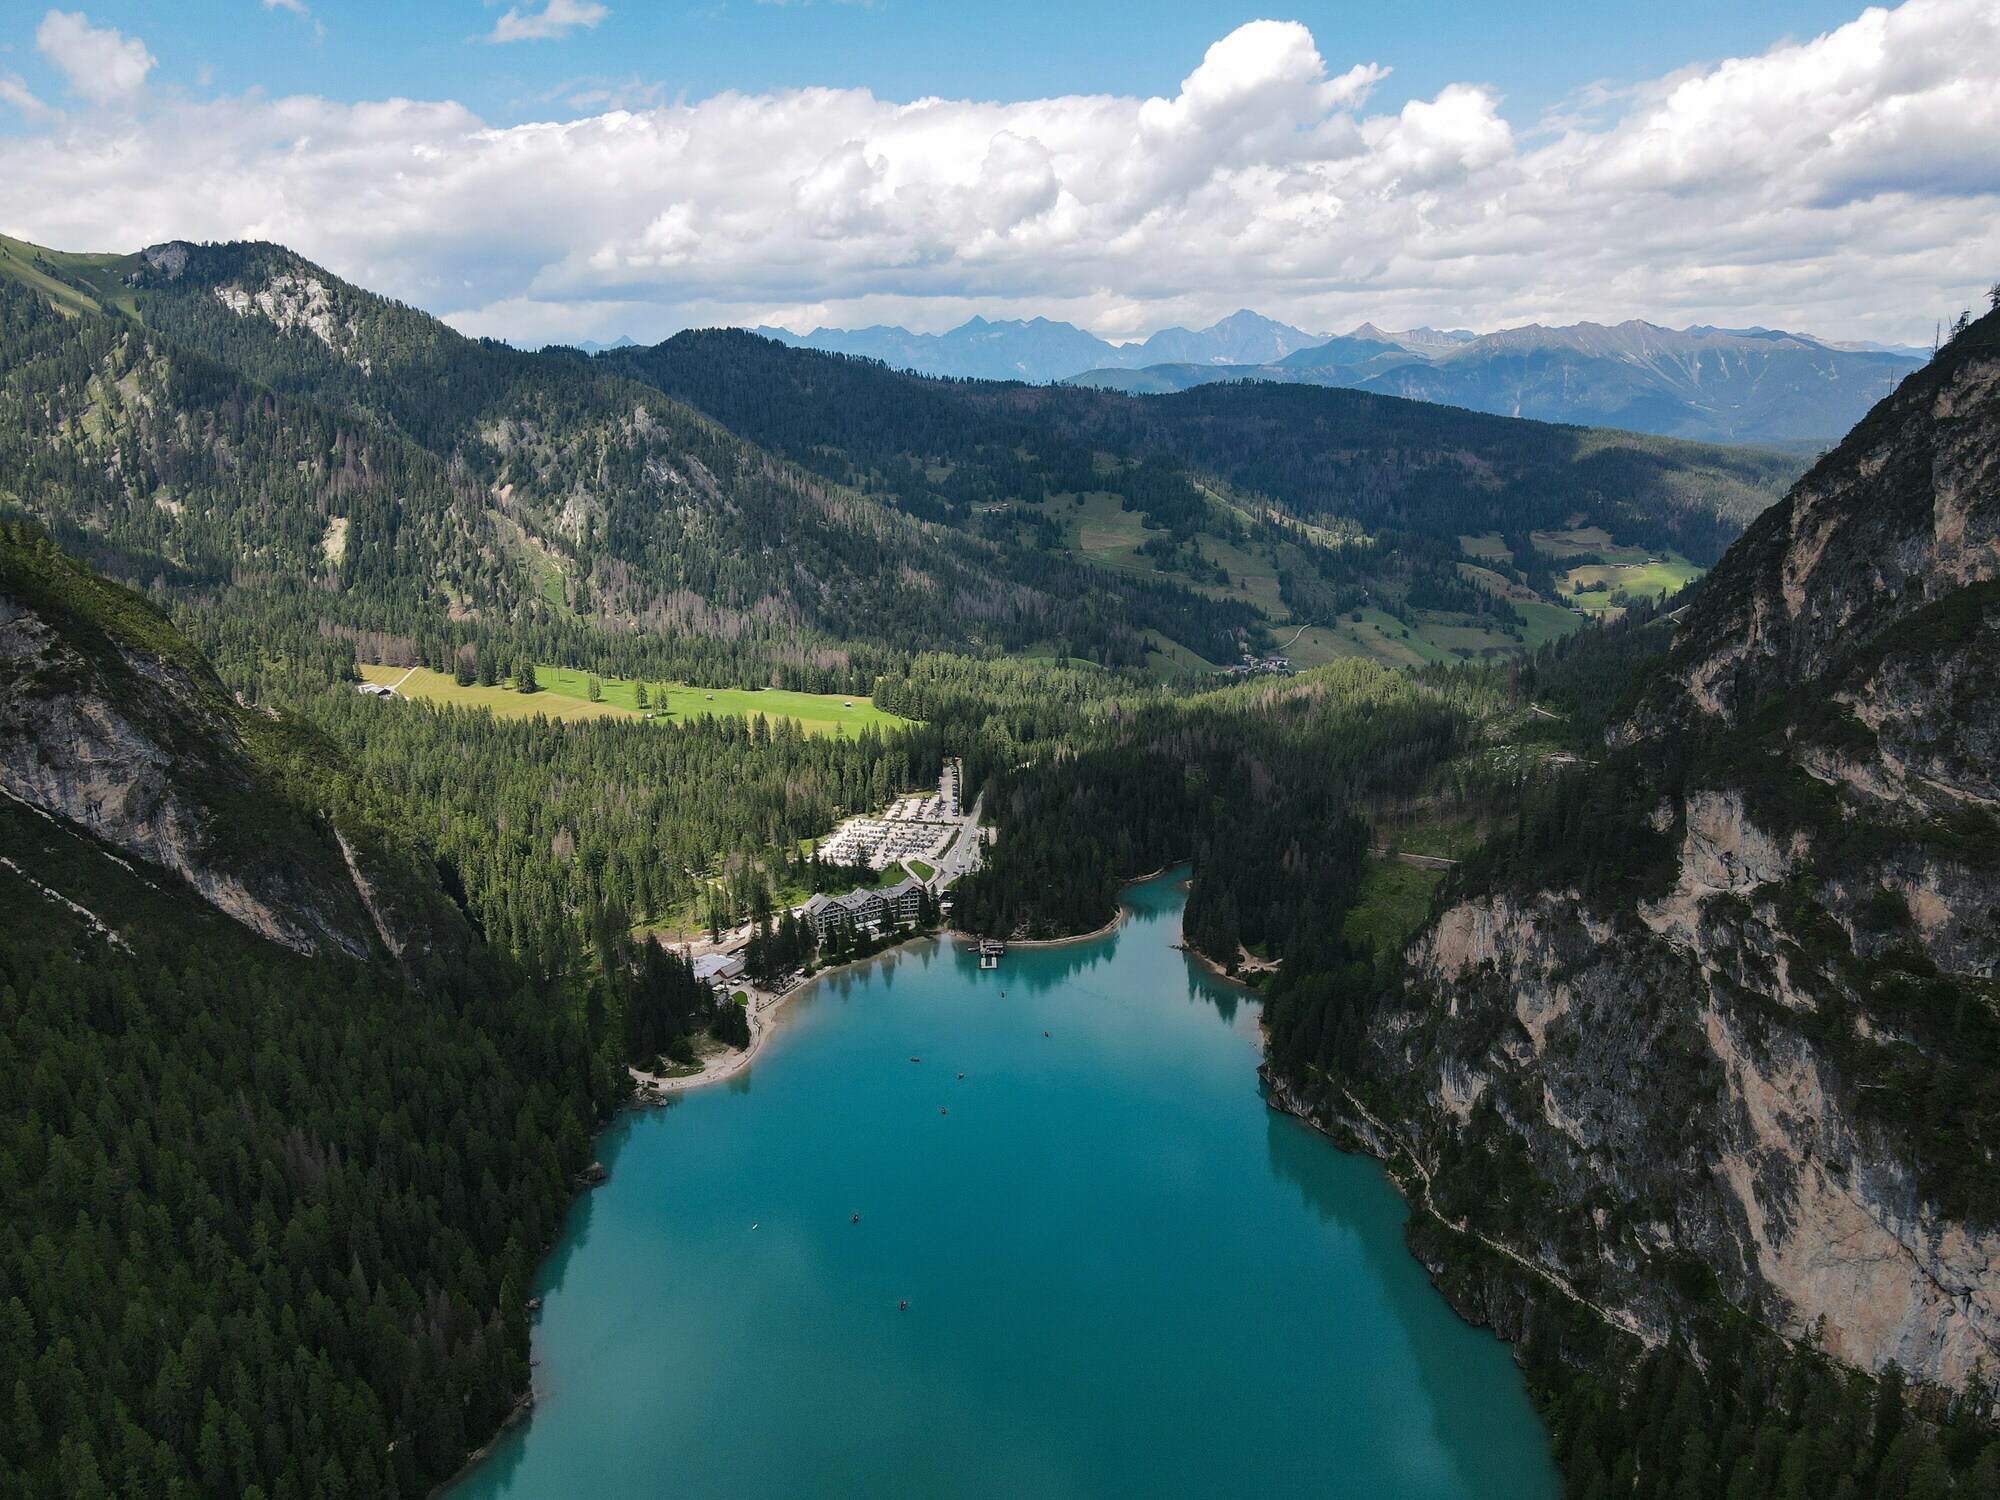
[{"x1": 357, "y1": 664, "x2": 913, "y2": 735}]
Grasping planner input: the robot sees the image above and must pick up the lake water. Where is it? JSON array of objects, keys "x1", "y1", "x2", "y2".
[{"x1": 448, "y1": 871, "x2": 1558, "y2": 1500}]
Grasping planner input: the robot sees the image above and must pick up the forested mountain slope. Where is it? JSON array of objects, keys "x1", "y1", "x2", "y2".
[
  {"x1": 0, "y1": 238, "x2": 1262, "y2": 673},
  {"x1": 1263, "y1": 303, "x2": 2000, "y2": 1418},
  {"x1": 606, "y1": 330, "x2": 1803, "y2": 666},
  {"x1": 0, "y1": 237, "x2": 1805, "y2": 680},
  {"x1": 0, "y1": 522, "x2": 622, "y2": 1499},
  {"x1": 612, "y1": 330, "x2": 1798, "y2": 564}
]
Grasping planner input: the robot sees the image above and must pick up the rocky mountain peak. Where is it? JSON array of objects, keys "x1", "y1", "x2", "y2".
[{"x1": 1629, "y1": 305, "x2": 1999, "y2": 737}]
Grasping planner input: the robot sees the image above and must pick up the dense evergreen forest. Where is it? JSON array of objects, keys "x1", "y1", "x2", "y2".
[
  {"x1": 931, "y1": 658, "x2": 1475, "y2": 944},
  {"x1": 0, "y1": 797, "x2": 620, "y2": 1500},
  {"x1": 0, "y1": 528, "x2": 630, "y2": 1500}
]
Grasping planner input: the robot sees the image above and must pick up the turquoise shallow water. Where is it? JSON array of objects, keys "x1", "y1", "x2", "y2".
[{"x1": 448, "y1": 871, "x2": 1558, "y2": 1500}]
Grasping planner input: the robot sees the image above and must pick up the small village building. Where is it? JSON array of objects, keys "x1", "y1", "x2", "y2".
[{"x1": 691, "y1": 952, "x2": 746, "y2": 993}]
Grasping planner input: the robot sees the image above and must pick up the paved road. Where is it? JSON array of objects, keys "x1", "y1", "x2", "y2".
[{"x1": 929, "y1": 792, "x2": 986, "y2": 888}]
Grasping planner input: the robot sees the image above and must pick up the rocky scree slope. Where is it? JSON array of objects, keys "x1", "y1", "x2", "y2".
[{"x1": 1282, "y1": 306, "x2": 2000, "y2": 1397}]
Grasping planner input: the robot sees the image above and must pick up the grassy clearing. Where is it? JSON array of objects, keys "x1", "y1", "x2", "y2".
[
  {"x1": 1196, "y1": 532, "x2": 1287, "y2": 618},
  {"x1": 1517, "y1": 600, "x2": 1587, "y2": 649},
  {"x1": 1300, "y1": 608, "x2": 1450, "y2": 669},
  {"x1": 358, "y1": 664, "x2": 914, "y2": 735},
  {"x1": 358, "y1": 664, "x2": 632, "y2": 721},
  {"x1": 1342, "y1": 859, "x2": 1443, "y2": 957},
  {"x1": 1458, "y1": 561, "x2": 1539, "y2": 603},
  {"x1": 1058, "y1": 490, "x2": 1287, "y2": 617},
  {"x1": 1063, "y1": 489, "x2": 1155, "y2": 565},
  {"x1": 1563, "y1": 554, "x2": 1703, "y2": 615},
  {"x1": 535, "y1": 668, "x2": 911, "y2": 734},
  {"x1": 1377, "y1": 809, "x2": 1490, "y2": 862},
  {"x1": 1530, "y1": 525, "x2": 1630, "y2": 558},
  {"x1": 0, "y1": 234, "x2": 142, "y2": 319},
  {"x1": 1267, "y1": 510, "x2": 1368, "y2": 550},
  {"x1": 1458, "y1": 532, "x2": 1513, "y2": 562},
  {"x1": 1280, "y1": 624, "x2": 1370, "y2": 669},
  {"x1": 489, "y1": 511, "x2": 568, "y2": 609},
  {"x1": 1141, "y1": 630, "x2": 1220, "y2": 678},
  {"x1": 1424, "y1": 622, "x2": 1525, "y2": 660}
]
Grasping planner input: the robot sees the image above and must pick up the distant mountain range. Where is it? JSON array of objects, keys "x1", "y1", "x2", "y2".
[
  {"x1": 748, "y1": 309, "x2": 1333, "y2": 385},
  {"x1": 745, "y1": 310, "x2": 1927, "y2": 445}
]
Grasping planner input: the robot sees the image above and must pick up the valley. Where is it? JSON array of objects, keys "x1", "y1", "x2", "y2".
[{"x1": 1, "y1": 226, "x2": 1994, "y2": 1500}]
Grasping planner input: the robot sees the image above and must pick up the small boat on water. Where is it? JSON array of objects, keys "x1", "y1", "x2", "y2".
[{"x1": 851, "y1": 1213, "x2": 860, "y2": 1223}]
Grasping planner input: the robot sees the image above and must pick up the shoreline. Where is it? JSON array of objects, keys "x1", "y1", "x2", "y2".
[
  {"x1": 941, "y1": 861, "x2": 1184, "y2": 951},
  {"x1": 628, "y1": 963, "x2": 823, "y2": 1097},
  {"x1": 635, "y1": 868, "x2": 1193, "y2": 1097},
  {"x1": 430, "y1": 1391, "x2": 532, "y2": 1497},
  {"x1": 944, "y1": 908, "x2": 1125, "y2": 949},
  {"x1": 1179, "y1": 937, "x2": 1272, "y2": 991},
  {"x1": 628, "y1": 928, "x2": 951, "y2": 1098}
]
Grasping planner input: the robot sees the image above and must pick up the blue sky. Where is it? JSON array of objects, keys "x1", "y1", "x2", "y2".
[
  {"x1": 1, "y1": 0, "x2": 1995, "y2": 346},
  {"x1": 2, "y1": 1, "x2": 1881, "y2": 131}
]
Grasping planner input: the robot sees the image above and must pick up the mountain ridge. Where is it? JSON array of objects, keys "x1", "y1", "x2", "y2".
[
  {"x1": 1262, "y1": 303, "x2": 2000, "y2": 1398},
  {"x1": 752, "y1": 308, "x2": 1922, "y2": 443},
  {"x1": 1072, "y1": 318, "x2": 1927, "y2": 444}
]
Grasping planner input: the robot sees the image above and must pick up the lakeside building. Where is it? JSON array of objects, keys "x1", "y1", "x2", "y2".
[
  {"x1": 691, "y1": 952, "x2": 746, "y2": 993},
  {"x1": 800, "y1": 875, "x2": 929, "y2": 941}
]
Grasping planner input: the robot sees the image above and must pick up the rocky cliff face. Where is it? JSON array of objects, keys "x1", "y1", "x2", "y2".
[
  {"x1": 1292, "y1": 307, "x2": 2000, "y2": 1398},
  {"x1": 0, "y1": 529, "x2": 396, "y2": 959}
]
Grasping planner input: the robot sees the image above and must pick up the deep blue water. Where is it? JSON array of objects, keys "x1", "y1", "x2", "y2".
[{"x1": 448, "y1": 871, "x2": 1557, "y2": 1499}]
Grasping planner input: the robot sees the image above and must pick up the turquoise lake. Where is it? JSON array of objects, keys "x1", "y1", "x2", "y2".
[{"x1": 448, "y1": 871, "x2": 1558, "y2": 1499}]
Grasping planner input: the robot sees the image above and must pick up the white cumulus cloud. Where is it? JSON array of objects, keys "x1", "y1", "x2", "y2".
[
  {"x1": 0, "y1": 0, "x2": 1995, "y2": 347},
  {"x1": 0, "y1": 72, "x2": 54, "y2": 120},
  {"x1": 34, "y1": 10, "x2": 154, "y2": 107},
  {"x1": 489, "y1": 0, "x2": 609, "y2": 44}
]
